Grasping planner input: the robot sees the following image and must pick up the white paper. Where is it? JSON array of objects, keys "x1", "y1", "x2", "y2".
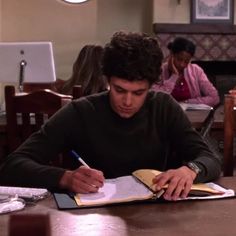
[
  {"x1": 0, "y1": 186, "x2": 48, "y2": 200},
  {"x1": 0, "y1": 198, "x2": 25, "y2": 214},
  {"x1": 179, "y1": 103, "x2": 213, "y2": 111},
  {"x1": 181, "y1": 182, "x2": 235, "y2": 200},
  {"x1": 76, "y1": 176, "x2": 153, "y2": 206}
]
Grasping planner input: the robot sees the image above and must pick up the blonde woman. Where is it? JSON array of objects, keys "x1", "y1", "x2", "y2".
[{"x1": 58, "y1": 45, "x2": 107, "y2": 96}]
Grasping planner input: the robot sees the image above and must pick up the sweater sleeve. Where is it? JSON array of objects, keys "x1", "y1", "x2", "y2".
[
  {"x1": 159, "y1": 94, "x2": 222, "y2": 182},
  {"x1": 151, "y1": 63, "x2": 178, "y2": 93},
  {"x1": 185, "y1": 64, "x2": 220, "y2": 107},
  {"x1": 0, "y1": 102, "x2": 80, "y2": 190}
]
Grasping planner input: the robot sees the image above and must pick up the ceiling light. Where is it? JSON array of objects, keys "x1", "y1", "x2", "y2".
[{"x1": 62, "y1": 0, "x2": 88, "y2": 3}]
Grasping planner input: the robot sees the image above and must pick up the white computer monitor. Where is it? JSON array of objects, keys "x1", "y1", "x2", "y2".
[{"x1": 0, "y1": 41, "x2": 56, "y2": 89}]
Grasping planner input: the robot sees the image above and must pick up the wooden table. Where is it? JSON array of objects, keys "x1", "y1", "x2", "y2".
[
  {"x1": 0, "y1": 177, "x2": 236, "y2": 236},
  {"x1": 185, "y1": 109, "x2": 211, "y2": 129},
  {"x1": 185, "y1": 105, "x2": 225, "y2": 130},
  {"x1": 186, "y1": 105, "x2": 224, "y2": 130},
  {"x1": 213, "y1": 105, "x2": 224, "y2": 129}
]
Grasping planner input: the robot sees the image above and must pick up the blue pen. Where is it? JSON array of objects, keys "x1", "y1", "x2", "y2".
[{"x1": 71, "y1": 150, "x2": 90, "y2": 168}]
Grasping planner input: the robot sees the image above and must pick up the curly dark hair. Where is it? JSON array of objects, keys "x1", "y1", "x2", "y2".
[{"x1": 102, "y1": 31, "x2": 163, "y2": 85}]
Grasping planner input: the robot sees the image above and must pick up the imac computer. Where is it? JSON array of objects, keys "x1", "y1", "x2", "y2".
[{"x1": 0, "y1": 41, "x2": 56, "y2": 92}]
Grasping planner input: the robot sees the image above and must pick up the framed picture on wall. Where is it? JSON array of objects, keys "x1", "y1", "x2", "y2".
[{"x1": 191, "y1": 0, "x2": 234, "y2": 24}]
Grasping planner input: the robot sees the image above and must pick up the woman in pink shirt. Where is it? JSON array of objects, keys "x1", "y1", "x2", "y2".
[{"x1": 152, "y1": 37, "x2": 220, "y2": 107}]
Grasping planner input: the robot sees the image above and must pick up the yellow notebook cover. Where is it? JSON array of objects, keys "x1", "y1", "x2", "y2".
[{"x1": 132, "y1": 169, "x2": 224, "y2": 195}]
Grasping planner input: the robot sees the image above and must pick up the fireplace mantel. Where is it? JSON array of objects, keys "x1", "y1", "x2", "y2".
[{"x1": 153, "y1": 23, "x2": 236, "y2": 35}]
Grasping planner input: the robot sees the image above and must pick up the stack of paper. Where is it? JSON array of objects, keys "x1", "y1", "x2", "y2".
[
  {"x1": 179, "y1": 103, "x2": 213, "y2": 111},
  {"x1": 0, "y1": 186, "x2": 49, "y2": 201}
]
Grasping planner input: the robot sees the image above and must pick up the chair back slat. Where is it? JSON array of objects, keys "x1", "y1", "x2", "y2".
[
  {"x1": 35, "y1": 113, "x2": 45, "y2": 128},
  {"x1": 72, "y1": 85, "x2": 83, "y2": 99},
  {"x1": 21, "y1": 113, "x2": 33, "y2": 141}
]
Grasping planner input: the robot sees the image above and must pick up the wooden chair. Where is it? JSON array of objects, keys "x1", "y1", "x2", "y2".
[
  {"x1": 23, "y1": 82, "x2": 83, "y2": 99},
  {"x1": 5, "y1": 85, "x2": 72, "y2": 153},
  {"x1": 229, "y1": 89, "x2": 236, "y2": 95},
  {"x1": 23, "y1": 82, "x2": 55, "y2": 93},
  {"x1": 72, "y1": 85, "x2": 83, "y2": 99},
  {"x1": 223, "y1": 93, "x2": 236, "y2": 176},
  {"x1": 9, "y1": 214, "x2": 51, "y2": 236}
]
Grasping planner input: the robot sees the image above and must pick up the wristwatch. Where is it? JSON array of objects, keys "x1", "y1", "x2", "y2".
[{"x1": 186, "y1": 162, "x2": 201, "y2": 175}]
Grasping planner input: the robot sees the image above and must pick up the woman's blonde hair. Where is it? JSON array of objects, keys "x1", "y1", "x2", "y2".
[{"x1": 61, "y1": 45, "x2": 107, "y2": 96}]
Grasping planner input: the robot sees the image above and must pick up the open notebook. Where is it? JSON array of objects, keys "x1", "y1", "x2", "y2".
[{"x1": 74, "y1": 169, "x2": 235, "y2": 208}]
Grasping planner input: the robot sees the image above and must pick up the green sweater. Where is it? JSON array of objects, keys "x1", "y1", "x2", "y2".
[{"x1": 0, "y1": 91, "x2": 221, "y2": 190}]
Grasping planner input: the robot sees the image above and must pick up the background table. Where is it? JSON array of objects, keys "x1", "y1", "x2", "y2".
[{"x1": 185, "y1": 109, "x2": 211, "y2": 129}]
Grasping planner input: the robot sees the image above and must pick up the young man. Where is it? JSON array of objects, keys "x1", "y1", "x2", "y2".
[{"x1": 0, "y1": 32, "x2": 221, "y2": 201}]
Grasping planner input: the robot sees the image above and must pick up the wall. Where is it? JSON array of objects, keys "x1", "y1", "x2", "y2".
[
  {"x1": 1, "y1": 0, "x2": 98, "y2": 79},
  {"x1": 97, "y1": 0, "x2": 153, "y2": 43},
  {"x1": 1, "y1": 0, "x2": 236, "y2": 79},
  {"x1": 153, "y1": 0, "x2": 190, "y2": 24},
  {"x1": 1, "y1": 0, "x2": 152, "y2": 79},
  {"x1": 153, "y1": 0, "x2": 236, "y2": 24},
  {"x1": 0, "y1": 0, "x2": 152, "y2": 106},
  {"x1": 0, "y1": 0, "x2": 2, "y2": 40}
]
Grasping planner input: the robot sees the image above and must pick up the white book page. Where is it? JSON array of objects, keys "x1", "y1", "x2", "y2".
[
  {"x1": 181, "y1": 182, "x2": 235, "y2": 200},
  {"x1": 75, "y1": 176, "x2": 153, "y2": 206}
]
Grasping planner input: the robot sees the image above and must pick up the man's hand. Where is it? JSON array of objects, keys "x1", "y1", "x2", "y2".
[
  {"x1": 152, "y1": 166, "x2": 197, "y2": 201},
  {"x1": 59, "y1": 166, "x2": 105, "y2": 193}
]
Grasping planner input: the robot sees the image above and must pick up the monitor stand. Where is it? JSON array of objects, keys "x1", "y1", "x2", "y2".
[{"x1": 19, "y1": 60, "x2": 27, "y2": 92}]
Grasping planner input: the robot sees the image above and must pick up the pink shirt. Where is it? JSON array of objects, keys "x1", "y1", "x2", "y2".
[
  {"x1": 151, "y1": 63, "x2": 220, "y2": 107},
  {"x1": 171, "y1": 75, "x2": 191, "y2": 102}
]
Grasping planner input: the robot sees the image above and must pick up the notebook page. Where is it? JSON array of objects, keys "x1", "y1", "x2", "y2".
[
  {"x1": 75, "y1": 176, "x2": 153, "y2": 206},
  {"x1": 182, "y1": 182, "x2": 235, "y2": 200}
]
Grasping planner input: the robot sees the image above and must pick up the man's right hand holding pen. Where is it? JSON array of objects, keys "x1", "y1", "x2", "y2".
[
  {"x1": 59, "y1": 150, "x2": 104, "y2": 193},
  {"x1": 59, "y1": 166, "x2": 104, "y2": 193}
]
